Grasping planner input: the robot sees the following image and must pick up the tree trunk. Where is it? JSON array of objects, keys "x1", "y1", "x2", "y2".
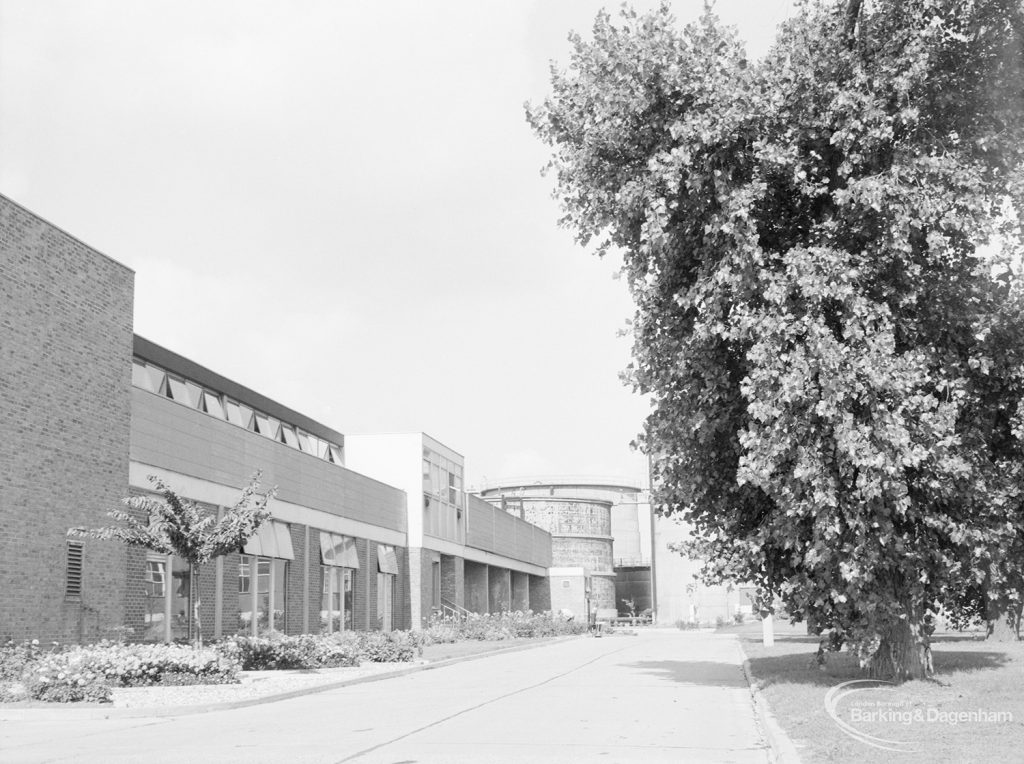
[
  {"x1": 192, "y1": 562, "x2": 203, "y2": 649},
  {"x1": 844, "y1": 0, "x2": 863, "y2": 48},
  {"x1": 867, "y1": 613, "x2": 933, "y2": 681},
  {"x1": 987, "y1": 601, "x2": 1021, "y2": 642}
]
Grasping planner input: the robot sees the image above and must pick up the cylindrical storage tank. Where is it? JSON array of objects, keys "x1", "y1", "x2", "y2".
[{"x1": 520, "y1": 497, "x2": 616, "y2": 611}]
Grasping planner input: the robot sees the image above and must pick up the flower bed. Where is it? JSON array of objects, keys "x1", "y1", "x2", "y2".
[
  {"x1": 2, "y1": 640, "x2": 239, "y2": 703},
  {"x1": 1, "y1": 611, "x2": 583, "y2": 703},
  {"x1": 222, "y1": 630, "x2": 425, "y2": 670},
  {"x1": 221, "y1": 632, "x2": 361, "y2": 670}
]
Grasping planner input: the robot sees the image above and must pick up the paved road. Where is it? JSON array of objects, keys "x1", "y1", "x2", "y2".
[{"x1": 2, "y1": 630, "x2": 770, "y2": 763}]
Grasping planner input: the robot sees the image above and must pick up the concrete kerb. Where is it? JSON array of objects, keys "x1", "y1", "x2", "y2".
[
  {"x1": 0, "y1": 635, "x2": 583, "y2": 722},
  {"x1": 735, "y1": 639, "x2": 803, "y2": 764}
]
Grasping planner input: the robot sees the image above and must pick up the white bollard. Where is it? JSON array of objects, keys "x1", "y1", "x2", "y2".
[{"x1": 762, "y1": 613, "x2": 775, "y2": 647}]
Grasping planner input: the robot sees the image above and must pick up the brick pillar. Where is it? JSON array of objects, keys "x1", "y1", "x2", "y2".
[
  {"x1": 285, "y1": 523, "x2": 307, "y2": 635},
  {"x1": 511, "y1": 571, "x2": 529, "y2": 611},
  {"x1": 464, "y1": 561, "x2": 488, "y2": 614},
  {"x1": 529, "y1": 574, "x2": 551, "y2": 612},
  {"x1": 197, "y1": 560, "x2": 217, "y2": 642},
  {"x1": 306, "y1": 527, "x2": 323, "y2": 634},
  {"x1": 487, "y1": 567, "x2": 511, "y2": 614},
  {"x1": 396, "y1": 546, "x2": 410, "y2": 631},
  {"x1": 407, "y1": 546, "x2": 422, "y2": 630},
  {"x1": 440, "y1": 555, "x2": 464, "y2": 609},
  {"x1": 221, "y1": 554, "x2": 240, "y2": 636},
  {"x1": 355, "y1": 538, "x2": 370, "y2": 631}
]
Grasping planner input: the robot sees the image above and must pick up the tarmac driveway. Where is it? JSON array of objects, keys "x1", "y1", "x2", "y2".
[{"x1": 1, "y1": 630, "x2": 771, "y2": 763}]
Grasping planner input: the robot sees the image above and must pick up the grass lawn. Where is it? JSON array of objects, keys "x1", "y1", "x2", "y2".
[{"x1": 723, "y1": 619, "x2": 1024, "y2": 763}]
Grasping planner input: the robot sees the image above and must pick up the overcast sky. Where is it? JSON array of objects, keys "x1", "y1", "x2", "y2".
[{"x1": 1, "y1": 0, "x2": 792, "y2": 488}]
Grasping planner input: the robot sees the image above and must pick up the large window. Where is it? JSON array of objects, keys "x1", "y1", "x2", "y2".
[
  {"x1": 142, "y1": 557, "x2": 166, "y2": 641},
  {"x1": 141, "y1": 554, "x2": 192, "y2": 642},
  {"x1": 320, "y1": 532, "x2": 359, "y2": 633},
  {"x1": 376, "y1": 545, "x2": 399, "y2": 632},
  {"x1": 238, "y1": 520, "x2": 294, "y2": 635},
  {"x1": 376, "y1": 573, "x2": 394, "y2": 632},
  {"x1": 239, "y1": 555, "x2": 286, "y2": 634},
  {"x1": 321, "y1": 567, "x2": 354, "y2": 633},
  {"x1": 421, "y1": 447, "x2": 464, "y2": 541}
]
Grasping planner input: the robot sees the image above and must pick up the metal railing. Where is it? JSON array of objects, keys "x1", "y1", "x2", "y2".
[
  {"x1": 614, "y1": 557, "x2": 651, "y2": 568},
  {"x1": 437, "y1": 597, "x2": 472, "y2": 621},
  {"x1": 469, "y1": 475, "x2": 648, "y2": 492}
]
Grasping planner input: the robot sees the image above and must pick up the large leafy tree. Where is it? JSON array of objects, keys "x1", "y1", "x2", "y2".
[
  {"x1": 73, "y1": 472, "x2": 277, "y2": 646},
  {"x1": 529, "y1": 0, "x2": 1024, "y2": 679}
]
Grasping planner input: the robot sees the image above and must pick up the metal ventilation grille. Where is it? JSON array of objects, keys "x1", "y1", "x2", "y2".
[{"x1": 65, "y1": 541, "x2": 84, "y2": 599}]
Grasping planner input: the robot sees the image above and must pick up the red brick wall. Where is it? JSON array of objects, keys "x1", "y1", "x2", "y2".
[{"x1": 0, "y1": 195, "x2": 134, "y2": 643}]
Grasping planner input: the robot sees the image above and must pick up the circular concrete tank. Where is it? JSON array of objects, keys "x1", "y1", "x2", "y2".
[{"x1": 519, "y1": 497, "x2": 617, "y2": 612}]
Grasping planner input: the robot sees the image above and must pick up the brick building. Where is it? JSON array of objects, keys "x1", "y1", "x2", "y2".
[
  {"x1": 0, "y1": 194, "x2": 552, "y2": 643},
  {"x1": 1, "y1": 193, "x2": 134, "y2": 643},
  {"x1": 345, "y1": 434, "x2": 552, "y2": 628}
]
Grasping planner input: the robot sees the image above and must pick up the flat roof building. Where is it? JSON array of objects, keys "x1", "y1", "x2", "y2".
[{"x1": 0, "y1": 193, "x2": 552, "y2": 643}]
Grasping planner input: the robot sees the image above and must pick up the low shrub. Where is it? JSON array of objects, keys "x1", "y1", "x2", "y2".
[
  {"x1": 356, "y1": 630, "x2": 424, "y2": 662},
  {"x1": 3, "y1": 609, "x2": 586, "y2": 703}
]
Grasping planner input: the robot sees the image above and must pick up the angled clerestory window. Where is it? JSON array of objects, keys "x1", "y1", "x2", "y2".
[
  {"x1": 148, "y1": 365, "x2": 168, "y2": 395},
  {"x1": 254, "y1": 413, "x2": 280, "y2": 441},
  {"x1": 166, "y1": 375, "x2": 189, "y2": 403},
  {"x1": 184, "y1": 381, "x2": 203, "y2": 409},
  {"x1": 296, "y1": 430, "x2": 314, "y2": 453},
  {"x1": 313, "y1": 434, "x2": 328, "y2": 458},
  {"x1": 132, "y1": 359, "x2": 341, "y2": 466},
  {"x1": 224, "y1": 398, "x2": 253, "y2": 429},
  {"x1": 280, "y1": 424, "x2": 299, "y2": 448},
  {"x1": 132, "y1": 360, "x2": 154, "y2": 391},
  {"x1": 202, "y1": 391, "x2": 225, "y2": 419}
]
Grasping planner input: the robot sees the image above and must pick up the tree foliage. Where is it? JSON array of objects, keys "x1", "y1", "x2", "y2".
[
  {"x1": 529, "y1": 0, "x2": 1024, "y2": 678},
  {"x1": 73, "y1": 472, "x2": 277, "y2": 646}
]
